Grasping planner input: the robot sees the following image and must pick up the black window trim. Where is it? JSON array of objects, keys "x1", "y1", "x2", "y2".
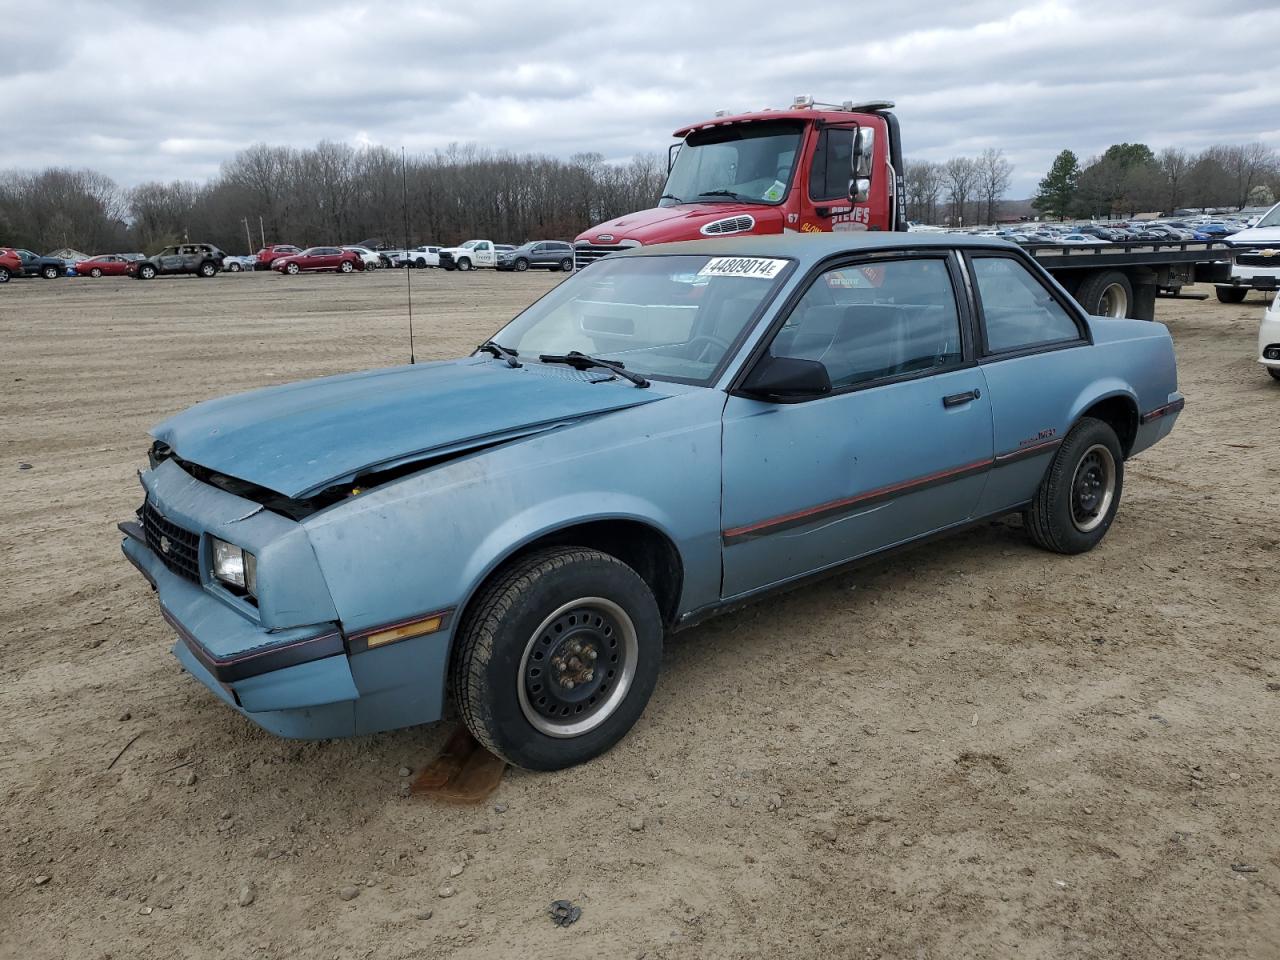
[
  {"x1": 808, "y1": 124, "x2": 858, "y2": 204},
  {"x1": 962, "y1": 249, "x2": 1092, "y2": 361},
  {"x1": 728, "y1": 248, "x2": 977, "y2": 403}
]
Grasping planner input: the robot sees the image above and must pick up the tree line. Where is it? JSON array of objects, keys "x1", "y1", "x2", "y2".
[
  {"x1": 904, "y1": 148, "x2": 1014, "y2": 227},
  {"x1": 1030, "y1": 142, "x2": 1279, "y2": 221},
  {"x1": 0, "y1": 141, "x2": 668, "y2": 255}
]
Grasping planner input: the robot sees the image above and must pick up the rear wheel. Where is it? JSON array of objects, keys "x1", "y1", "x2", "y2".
[
  {"x1": 560, "y1": 257, "x2": 574, "y2": 272},
  {"x1": 0, "y1": 266, "x2": 9, "y2": 283},
  {"x1": 451, "y1": 547, "x2": 662, "y2": 771},
  {"x1": 1024, "y1": 417, "x2": 1124, "y2": 555},
  {"x1": 1216, "y1": 286, "x2": 1249, "y2": 304},
  {"x1": 414, "y1": 258, "x2": 426, "y2": 268},
  {"x1": 89, "y1": 267, "x2": 103, "y2": 278},
  {"x1": 227, "y1": 262, "x2": 241, "y2": 273},
  {"x1": 1075, "y1": 270, "x2": 1132, "y2": 317}
]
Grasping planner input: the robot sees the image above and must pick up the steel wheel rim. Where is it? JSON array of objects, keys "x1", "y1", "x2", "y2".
[
  {"x1": 517, "y1": 597, "x2": 638, "y2": 738},
  {"x1": 1070, "y1": 443, "x2": 1115, "y2": 533},
  {"x1": 1100, "y1": 282, "x2": 1128, "y2": 317}
]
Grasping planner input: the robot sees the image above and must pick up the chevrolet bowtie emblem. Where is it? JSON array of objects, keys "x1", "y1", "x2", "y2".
[{"x1": 1261, "y1": 249, "x2": 1276, "y2": 257}]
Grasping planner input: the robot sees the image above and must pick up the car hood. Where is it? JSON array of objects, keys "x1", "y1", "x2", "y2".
[
  {"x1": 153, "y1": 359, "x2": 670, "y2": 499},
  {"x1": 576, "y1": 203, "x2": 783, "y2": 245},
  {"x1": 1227, "y1": 225, "x2": 1280, "y2": 247}
]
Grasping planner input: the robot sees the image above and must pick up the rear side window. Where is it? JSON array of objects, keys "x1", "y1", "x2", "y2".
[
  {"x1": 808, "y1": 127, "x2": 855, "y2": 203},
  {"x1": 770, "y1": 257, "x2": 963, "y2": 390},
  {"x1": 971, "y1": 256, "x2": 1082, "y2": 353}
]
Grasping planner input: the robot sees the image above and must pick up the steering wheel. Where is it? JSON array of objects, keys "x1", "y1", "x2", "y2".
[{"x1": 685, "y1": 334, "x2": 734, "y2": 363}]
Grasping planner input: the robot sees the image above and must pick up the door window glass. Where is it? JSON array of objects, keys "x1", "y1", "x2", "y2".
[
  {"x1": 971, "y1": 256, "x2": 1081, "y2": 353},
  {"x1": 770, "y1": 257, "x2": 963, "y2": 389},
  {"x1": 808, "y1": 127, "x2": 855, "y2": 202}
]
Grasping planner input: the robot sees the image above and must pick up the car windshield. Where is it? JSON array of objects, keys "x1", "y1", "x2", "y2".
[
  {"x1": 1254, "y1": 204, "x2": 1280, "y2": 229},
  {"x1": 491, "y1": 254, "x2": 792, "y2": 384},
  {"x1": 460, "y1": 240, "x2": 481, "y2": 249},
  {"x1": 662, "y1": 121, "x2": 803, "y2": 206}
]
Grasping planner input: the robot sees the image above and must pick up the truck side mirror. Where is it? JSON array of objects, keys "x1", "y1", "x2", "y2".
[
  {"x1": 739, "y1": 355, "x2": 832, "y2": 401},
  {"x1": 849, "y1": 127, "x2": 876, "y2": 202}
]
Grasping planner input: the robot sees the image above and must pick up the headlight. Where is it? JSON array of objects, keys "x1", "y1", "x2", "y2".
[{"x1": 211, "y1": 537, "x2": 257, "y2": 596}]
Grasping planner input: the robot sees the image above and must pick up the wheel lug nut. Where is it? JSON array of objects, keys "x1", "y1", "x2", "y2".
[
  {"x1": 586, "y1": 649, "x2": 597, "y2": 661},
  {"x1": 584, "y1": 670, "x2": 594, "y2": 682},
  {"x1": 563, "y1": 679, "x2": 575, "y2": 690}
]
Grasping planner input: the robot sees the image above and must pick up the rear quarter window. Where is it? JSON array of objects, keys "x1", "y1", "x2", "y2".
[{"x1": 971, "y1": 256, "x2": 1082, "y2": 354}]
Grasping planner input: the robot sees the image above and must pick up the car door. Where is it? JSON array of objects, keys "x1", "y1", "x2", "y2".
[
  {"x1": 962, "y1": 251, "x2": 1093, "y2": 518},
  {"x1": 720, "y1": 253, "x2": 993, "y2": 599},
  {"x1": 473, "y1": 241, "x2": 495, "y2": 267}
]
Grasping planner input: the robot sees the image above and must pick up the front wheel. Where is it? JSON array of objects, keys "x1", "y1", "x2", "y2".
[
  {"x1": 340, "y1": 260, "x2": 354, "y2": 273},
  {"x1": 227, "y1": 262, "x2": 241, "y2": 273},
  {"x1": 198, "y1": 262, "x2": 217, "y2": 278},
  {"x1": 456, "y1": 258, "x2": 472, "y2": 271},
  {"x1": 1024, "y1": 417, "x2": 1124, "y2": 554},
  {"x1": 0, "y1": 266, "x2": 9, "y2": 283},
  {"x1": 90, "y1": 268, "x2": 103, "y2": 278},
  {"x1": 560, "y1": 258, "x2": 574, "y2": 272},
  {"x1": 286, "y1": 262, "x2": 300, "y2": 275},
  {"x1": 451, "y1": 547, "x2": 662, "y2": 771},
  {"x1": 514, "y1": 258, "x2": 529, "y2": 272},
  {"x1": 41, "y1": 265, "x2": 60, "y2": 279},
  {"x1": 138, "y1": 264, "x2": 157, "y2": 280},
  {"x1": 1268, "y1": 368, "x2": 1280, "y2": 381},
  {"x1": 1216, "y1": 286, "x2": 1249, "y2": 304}
]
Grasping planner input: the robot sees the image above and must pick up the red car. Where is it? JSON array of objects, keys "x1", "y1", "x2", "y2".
[
  {"x1": 76, "y1": 254, "x2": 134, "y2": 277},
  {"x1": 272, "y1": 246, "x2": 365, "y2": 274},
  {"x1": 255, "y1": 244, "x2": 303, "y2": 270},
  {"x1": 0, "y1": 247, "x2": 20, "y2": 283}
]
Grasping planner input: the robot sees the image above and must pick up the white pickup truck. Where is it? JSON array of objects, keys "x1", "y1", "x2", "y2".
[
  {"x1": 398, "y1": 245, "x2": 442, "y2": 268},
  {"x1": 437, "y1": 240, "x2": 500, "y2": 271}
]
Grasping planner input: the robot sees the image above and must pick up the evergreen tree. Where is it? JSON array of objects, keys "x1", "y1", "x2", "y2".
[{"x1": 1032, "y1": 150, "x2": 1080, "y2": 220}]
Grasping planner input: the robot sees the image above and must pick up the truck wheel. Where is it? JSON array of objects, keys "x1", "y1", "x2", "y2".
[
  {"x1": 451, "y1": 547, "x2": 663, "y2": 771},
  {"x1": 514, "y1": 258, "x2": 529, "y2": 272},
  {"x1": 340, "y1": 260, "x2": 354, "y2": 273},
  {"x1": 1024, "y1": 417, "x2": 1124, "y2": 555},
  {"x1": 1075, "y1": 270, "x2": 1132, "y2": 317},
  {"x1": 41, "y1": 265, "x2": 60, "y2": 280},
  {"x1": 457, "y1": 258, "x2": 472, "y2": 271},
  {"x1": 1216, "y1": 286, "x2": 1248, "y2": 304},
  {"x1": 198, "y1": 262, "x2": 217, "y2": 278},
  {"x1": 89, "y1": 267, "x2": 103, "y2": 278},
  {"x1": 138, "y1": 264, "x2": 157, "y2": 280},
  {"x1": 560, "y1": 258, "x2": 574, "y2": 272},
  {"x1": 414, "y1": 258, "x2": 427, "y2": 268}
]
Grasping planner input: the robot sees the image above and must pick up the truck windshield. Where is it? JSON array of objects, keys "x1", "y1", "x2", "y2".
[
  {"x1": 1254, "y1": 204, "x2": 1280, "y2": 229},
  {"x1": 490, "y1": 254, "x2": 792, "y2": 384},
  {"x1": 661, "y1": 121, "x2": 803, "y2": 207}
]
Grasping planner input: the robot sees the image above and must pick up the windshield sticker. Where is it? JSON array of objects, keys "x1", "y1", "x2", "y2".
[
  {"x1": 762, "y1": 180, "x2": 787, "y2": 202},
  {"x1": 698, "y1": 257, "x2": 788, "y2": 280},
  {"x1": 825, "y1": 265, "x2": 885, "y2": 288}
]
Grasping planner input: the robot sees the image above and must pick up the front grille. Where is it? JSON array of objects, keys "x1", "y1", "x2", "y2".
[
  {"x1": 439, "y1": 252, "x2": 456, "y2": 267},
  {"x1": 141, "y1": 500, "x2": 201, "y2": 583},
  {"x1": 1236, "y1": 252, "x2": 1280, "y2": 268},
  {"x1": 574, "y1": 243, "x2": 632, "y2": 268},
  {"x1": 701, "y1": 215, "x2": 755, "y2": 235}
]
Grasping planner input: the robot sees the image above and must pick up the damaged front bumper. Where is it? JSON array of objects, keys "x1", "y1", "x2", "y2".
[{"x1": 120, "y1": 458, "x2": 450, "y2": 739}]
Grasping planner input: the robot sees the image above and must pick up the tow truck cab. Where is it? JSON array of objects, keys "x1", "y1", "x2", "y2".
[{"x1": 574, "y1": 97, "x2": 905, "y2": 267}]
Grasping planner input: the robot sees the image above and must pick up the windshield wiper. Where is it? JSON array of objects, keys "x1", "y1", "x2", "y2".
[
  {"x1": 478, "y1": 340, "x2": 521, "y2": 367},
  {"x1": 696, "y1": 190, "x2": 749, "y2": 201},
  {"x1": 658, "y1": 193, "x2": 684, "y2": 203},
  {"x1": 538, "y1": 351, "x2": 649, "y2": 388}
]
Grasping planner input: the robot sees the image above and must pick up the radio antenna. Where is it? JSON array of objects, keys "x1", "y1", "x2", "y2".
[{"x1": 401, "y1": 145, "x2": 416, "y2": 365}]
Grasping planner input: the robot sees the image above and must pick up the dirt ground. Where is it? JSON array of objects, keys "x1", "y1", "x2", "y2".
[{"x1": 2, "y1": 267, "x2": 1277, "y2": 960}]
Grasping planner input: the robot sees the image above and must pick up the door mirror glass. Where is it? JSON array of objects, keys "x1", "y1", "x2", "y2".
[
  {"x1": 849, "y1": 177, "x2": 871, "y2": 203},
  {"x1": 852, "y1": 126, "x2": 875, "y2": 177},
  {"x1": 740, "y1": 355, "x2": 832, "y2": 400}
]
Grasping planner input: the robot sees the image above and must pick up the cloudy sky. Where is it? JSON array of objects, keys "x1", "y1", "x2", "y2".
[{"x1": 4, "y1": 0, "x2": 1278, "y2": 196}]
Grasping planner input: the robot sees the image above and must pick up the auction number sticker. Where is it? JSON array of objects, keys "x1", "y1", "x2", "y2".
[{"x1": 697, "y1": 257, "x2": 788, "y2": 280}]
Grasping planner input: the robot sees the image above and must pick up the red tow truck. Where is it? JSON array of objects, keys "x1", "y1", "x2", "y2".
[{"x1": 575, "y1": 96, "x2": 1231, "y2": 320}]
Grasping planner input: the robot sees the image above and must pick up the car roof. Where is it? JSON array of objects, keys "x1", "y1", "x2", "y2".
[{"x1": 610, "y1": 232, "x2": 1020, "y2": 267}]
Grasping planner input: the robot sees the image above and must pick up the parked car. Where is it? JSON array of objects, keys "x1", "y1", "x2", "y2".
[
  {"x1": 497, "y1": 240, "x2": 577, "y2": 272},
  {"x1": 1259, "y1": 292, "x2": 1280, "y2": 381},
  {"x1": 342, "y1": 246, "x2": 384, "y2": 269},
  {"x1": 131, "y1": 243, "x2": 225, "y2": 279},
  {"x1": 0, "y1": 247, "x2": 21, "y2": 283},
  {"x1": 272, "y1": 247, "x2": 364, "y2": 274},
  {"x1": 1059, "y1": 234, "x2": 1105, "y2": 244},
  {"x1": 76, "y1": 254, "x2": 134, "y2": 277},
  {"x1": 255, "y1": 244, "x2": 303, "y2": 271},
  {"x1": 119, "y1": 233, "x2": 1184, "y2": 770},
  {"x1": 10, "y1": 248, "x2": 65, "y2": 279},
  {"x1": 438, "y1": 240, "x2": 500, "y2": 271},
  {"x1": 222, "y1": 255, "x2": 257, "y2": 273},
  {"x1": 397, "y1": 245, "x2": 441, "y2": 268}
]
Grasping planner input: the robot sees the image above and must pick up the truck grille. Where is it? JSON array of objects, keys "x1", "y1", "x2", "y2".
[
  {"x1": 1236, "y1": 251, "x2": 1280, "y2": 268},
  {"x1": 438, "y1": 252, "x2": 455, "y2": 267},
  {"x1": 142, "y1": 500, "x2": 201, "y2": 583},
  {"x1": 574, "y1": 243, "x2": 633, "y2": 269}
]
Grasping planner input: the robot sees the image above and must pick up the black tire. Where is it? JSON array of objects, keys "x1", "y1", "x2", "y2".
[
  {"x1": 451, "y1": 547, "x2": 663, "y2": 771},
  {"x1": 1216, "y1": 286, "x2": 1248, "y2": 304},
  {"x1": 1268, "y1": 368, "x2": 1280, "y2": 381},
  {"x1": 457, "y1": 258, "x2": 472, "y2": 271},
  {"x1": 198, "y1": 261, "x2": 217, "y2": 278},
  {"x1": 138, "y1": 264, "x2": 157, "y2": 280},
  {"x1": 560, "y1": 257, "x2": 574, "y2": 272},
  {"x1": 1024, "y1": 417, "x2": 1124, "y2": 555},
  {"x1": 41, "y1": 265, "x2": 60, "y2": 280},
  {"x1": 286, "y1": 262, "x2": 300, "y2": 275},
  {"x1": 340, "y1": 260, "x2": 354, "y2": 273},
  {"x1": 227, "y1": 262, "x2": 241, "y2": 273},
  {"x1": 1074, "y1": 270, "x2": 1133, "y2": 317},
  {"x1": 0, "y1": 266, "x2": 9, "y2": 283},
  {"x1": 514, "y1": 258, "x2": 529, "y2": 272},
  {"x1": 89, "y1": 268, "x2": 102, "y2": 278},
  {"x1": 414, "y1": 258, "x2": 426, "y2": 269}
]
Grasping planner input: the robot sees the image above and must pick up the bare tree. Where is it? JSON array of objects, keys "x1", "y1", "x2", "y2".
[
  {"x1": 1157, "y1": 147, "x2": 1190, "y2": 212},
  {"x1": 976, "y1": 148, "x2": 1013, "y2": 226},
  {"x1": 942, "y1": 156, "x2": 979, "y2": 226},
  {"x1": 905, "y1": 159, "x2": 944, "y2": 224}
]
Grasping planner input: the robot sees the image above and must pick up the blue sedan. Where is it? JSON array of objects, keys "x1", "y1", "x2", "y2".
[{"x1": 120, "y1": 234, "x2": 1184, "y2": 770}]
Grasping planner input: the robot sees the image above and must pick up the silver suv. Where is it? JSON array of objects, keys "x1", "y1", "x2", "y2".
[{"x1": 132, "y1": 243, "x2": 226, "y2": 279}]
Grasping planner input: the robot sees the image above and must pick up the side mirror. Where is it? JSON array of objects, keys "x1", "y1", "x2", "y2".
[
  {"x1": 849, "y1": 126, "x2": 876, "y2": 202},
  {"x1": 739, "y1": 355, "x2": 832, "y2": 400}
]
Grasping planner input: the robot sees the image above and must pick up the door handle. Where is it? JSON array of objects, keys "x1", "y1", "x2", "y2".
[{"x1": 942, "y1": 389, "x2": 980, "y2": 408}]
